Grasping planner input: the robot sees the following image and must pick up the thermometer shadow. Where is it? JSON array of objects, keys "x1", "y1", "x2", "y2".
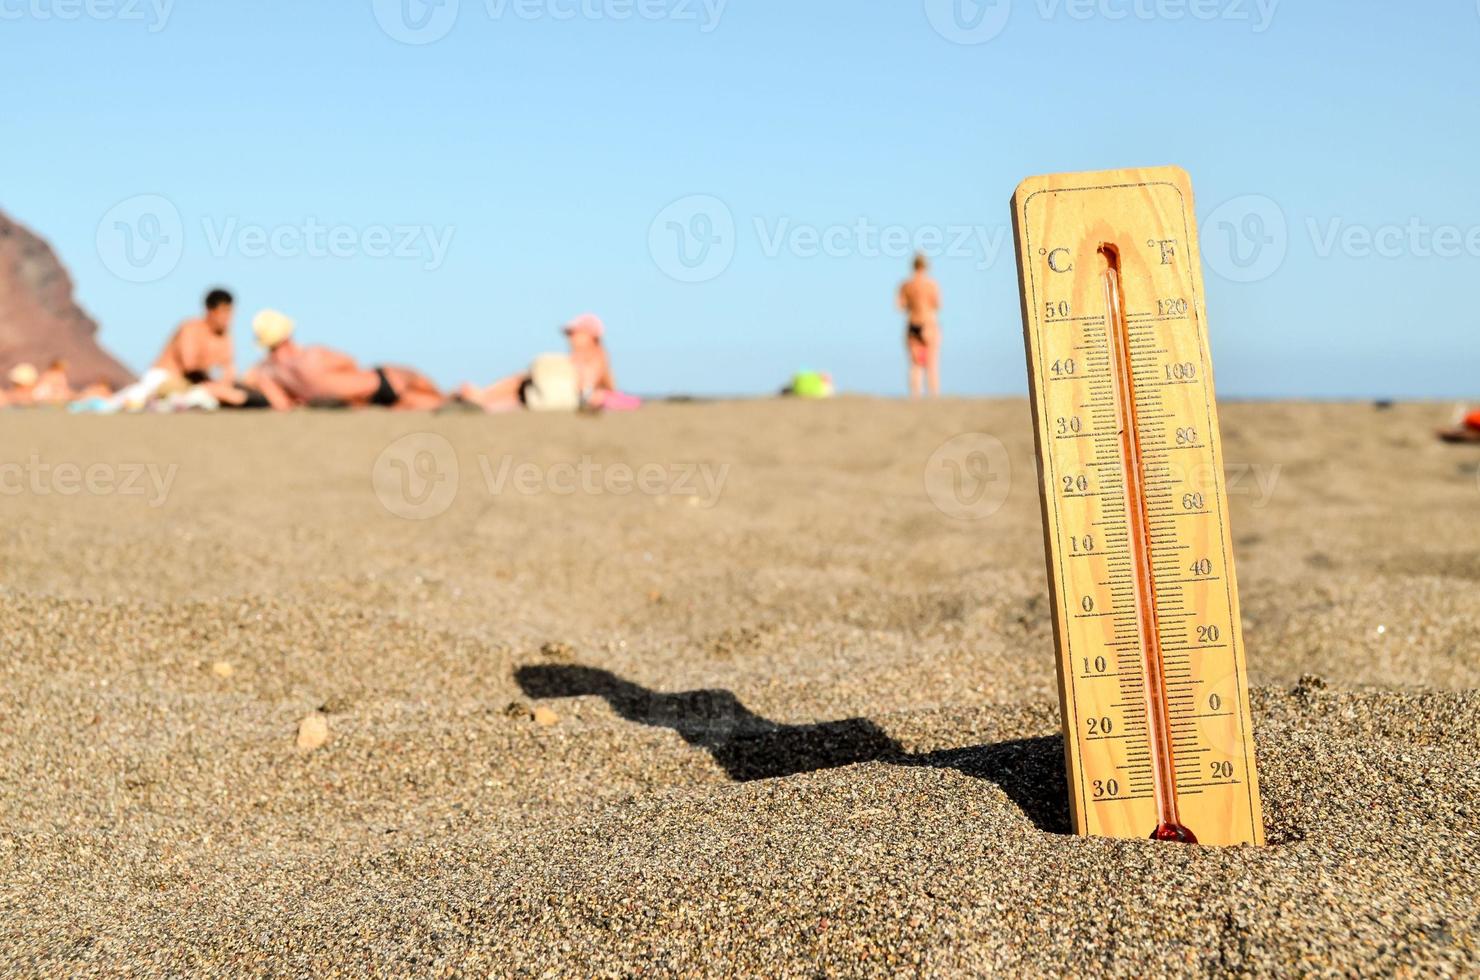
[
  {"x1": 517, "y1": 664, "x2": 1071, "y2": 833},
  {"x1": 902, "y1": 739, "x2": 1071, "y2": 834},
  {"x1": 516, "y1": 664, "x2": 903, "y2": 782}
]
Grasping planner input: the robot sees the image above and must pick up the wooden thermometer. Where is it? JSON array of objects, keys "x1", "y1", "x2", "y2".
[{"x1": 1011, "y1": 167, "x2": 1264, "y2": 846}]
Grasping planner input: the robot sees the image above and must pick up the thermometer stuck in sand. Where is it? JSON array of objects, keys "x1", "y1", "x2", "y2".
[{"x1": 1011, "y1": 167, "x2": 1264, "y2": 846}]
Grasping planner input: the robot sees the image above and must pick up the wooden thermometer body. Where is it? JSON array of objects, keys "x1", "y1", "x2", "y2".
[{"x1": 1012, "y1": 167, "x2": 1264, "y2": 846}]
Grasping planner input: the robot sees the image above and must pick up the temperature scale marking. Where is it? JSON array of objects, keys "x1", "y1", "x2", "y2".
[{"x1": 1011, "y1": 166, "x2": 1264, "y2": 846}]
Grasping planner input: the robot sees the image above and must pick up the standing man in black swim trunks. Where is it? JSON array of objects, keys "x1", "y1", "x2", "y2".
[{"x1": 898, "y1": 253, "x2": 942, "y2": 398}]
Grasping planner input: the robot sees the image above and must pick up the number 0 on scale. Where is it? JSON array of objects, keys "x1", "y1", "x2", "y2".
[{"x1": 1012, "y1": 167, "x2": 1265, "y2": 846}]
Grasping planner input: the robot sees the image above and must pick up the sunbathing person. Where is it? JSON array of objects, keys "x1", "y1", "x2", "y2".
[
  {"x1": 244, "y1": 310, "x2": 444, "y2": 411},
  {"x1": 457, "y1": 313, "x2": 634, "y2": 413},
  {"x1": 32, "y1": 360, "x2": 75, "y2": 405},
  {"x1": 90, "y1": 288, "x2": 248, "y2": 411},
  {"x1": 1, "y1": 363, "x2": 38, "y2": 407},
  {"x1": 1439, "y1": 407, "x2": 1480, "y2": 443}
]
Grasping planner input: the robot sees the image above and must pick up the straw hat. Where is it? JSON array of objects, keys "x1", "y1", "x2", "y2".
[
  {"x1": 524, "y1": 354, "x2": 581, "y2": 412},
  {"x1": 252, "y1": 310, "x2": 296, "y2": 349},
  {"x1": 7, "y1": 362, "x2": 38, "y2": 388}
]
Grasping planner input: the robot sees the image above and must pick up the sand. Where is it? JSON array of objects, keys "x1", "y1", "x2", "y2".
[{"x1": 0, "y1": 398, "x2": 1476, "y2": 976}]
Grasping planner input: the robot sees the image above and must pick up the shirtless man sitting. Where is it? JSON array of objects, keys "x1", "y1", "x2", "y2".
[
  {"x1": 898, "y1": 253, "x2": 942, "y2": 398},
  {"x1": 243, "y1": 310, "x2": 444, "y2": 411},
  {"x1": 98, "y1": 288, "x2": 246, "y2": 410}
]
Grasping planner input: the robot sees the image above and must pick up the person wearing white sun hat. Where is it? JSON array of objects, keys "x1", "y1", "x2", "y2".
[
  {"x1": 456, "y1": 312, "x2": 634, "y2": 413},
  {"x1": 243, "y1": 309, "x2": 445, "y2": 411}
]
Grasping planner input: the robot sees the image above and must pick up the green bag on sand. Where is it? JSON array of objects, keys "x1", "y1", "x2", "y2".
[{"x1": 789, "y1": 371, "x2": 834, "y2": 400}]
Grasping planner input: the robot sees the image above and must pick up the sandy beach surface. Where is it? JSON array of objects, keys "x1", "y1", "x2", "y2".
[{"x1": 1, "y1": 398, "x2": 1476, "y2": 976}]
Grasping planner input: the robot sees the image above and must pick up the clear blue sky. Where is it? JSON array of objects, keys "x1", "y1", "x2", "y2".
[{"x1": 2, "y1": 0, "x2": 1476, "y2": 398}]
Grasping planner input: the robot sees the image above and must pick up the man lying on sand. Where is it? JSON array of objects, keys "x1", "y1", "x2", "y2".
[
  {"x1": 1439, "y1": 407, "x2": 1480, "y2": 443},
  {"x1": 10, "y1": 361, "x2": 110, "y2": 408},
  {"x1": 88, "y1": 289, "x2": 253, "y2": 411},
  {"x1": 457, "y1": 313, "x2": 635, "y2": 412},
  {"x1": 244, "y1": 310, "x2": 444, "y2": 411}
]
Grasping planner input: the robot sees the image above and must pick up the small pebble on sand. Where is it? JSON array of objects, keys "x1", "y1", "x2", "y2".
[{"x1": 296, "y1": 712, "x2": 330, "y2": 751}]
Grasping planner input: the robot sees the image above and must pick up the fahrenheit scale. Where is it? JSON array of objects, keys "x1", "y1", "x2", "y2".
[{"x1": 1012, "y1": 167, "x2": 1264, "y2": 846}]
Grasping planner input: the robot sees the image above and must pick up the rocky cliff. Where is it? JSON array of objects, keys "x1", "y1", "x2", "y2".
[{"x1": 0, "y1": 209, "x2": 134, "y2": 389}]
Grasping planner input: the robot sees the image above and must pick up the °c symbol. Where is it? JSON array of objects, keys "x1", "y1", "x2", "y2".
[{"x1": 1047, "y1": 248, "x2": 1073, "y2": 273}]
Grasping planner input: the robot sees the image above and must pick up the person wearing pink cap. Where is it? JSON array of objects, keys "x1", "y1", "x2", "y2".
[
  {"x1": 562, "y1": 313, "x2": 616, "y2": 400},
  {"x1": 457, "y1": 313, "x2": 628, "y2": 412}
]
